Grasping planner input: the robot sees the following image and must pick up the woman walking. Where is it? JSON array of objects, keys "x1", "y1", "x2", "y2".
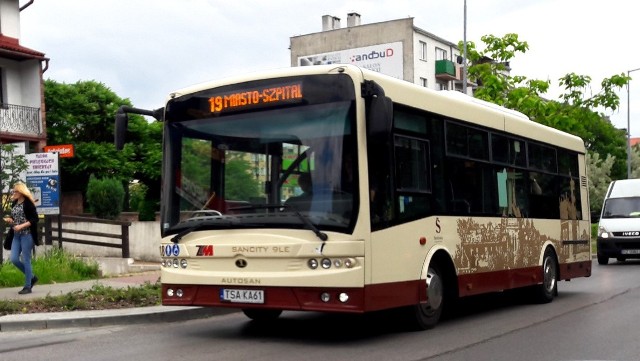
[{"x1": 3, "y1": 183, "x2": 39, "y2": 294}]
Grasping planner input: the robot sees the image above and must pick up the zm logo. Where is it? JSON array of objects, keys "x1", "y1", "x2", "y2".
[{"x1": 196, "y1": 245, "x2": 214, "y2": 256}]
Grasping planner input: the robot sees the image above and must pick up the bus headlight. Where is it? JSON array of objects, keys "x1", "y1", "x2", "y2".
[
  {"x1": 344, "y1": 258, "x2": 357, "y2": 268},
  {"x1": 338, "y1": 293, "x2": 349, "y2": 303},
  {"x1": 321, "y1": 258, "x2": 332, "y2": 269},
  {"x1": 320, "y1": 292, "x2": 331, "y2": 302},
  {"x1": 308, "y1": 259, "x2": 318, "y2": 269},
  {"x1": 180, "y1": 259, "x2": 188, "y2": 268},
  {"x1": 598, "y1": 226, "x2": 611, "y2": 238}
]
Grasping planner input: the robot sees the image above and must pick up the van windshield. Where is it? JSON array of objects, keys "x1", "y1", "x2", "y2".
[{"x1": 602, "y1": 197, "x2": 640, "y2": 218}]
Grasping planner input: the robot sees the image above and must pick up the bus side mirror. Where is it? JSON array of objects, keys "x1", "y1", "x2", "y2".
[
  {"x1": 114, "y1": 110, "x2": 129, "y2": 151},
  {"x1": 366, "y1": 95, "x2": 393, "y2": 138}
]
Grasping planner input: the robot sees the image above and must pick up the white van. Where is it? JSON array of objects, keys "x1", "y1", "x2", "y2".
[{"x1": 596, "y1": 179, "x2": 640, "y2": 265}]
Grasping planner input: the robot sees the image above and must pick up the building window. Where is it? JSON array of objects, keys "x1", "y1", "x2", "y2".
[
  {"x1": 420, "y1": 77, "x2": 427, "y2": 87},
  {"x1": 435, "y1": 47, "x2": 447, "y2": 61},
  {"x1": 437, "y1": 82, "x2": 448, "y2": 91},
  {"x1": 419, "y1": 41, "x2": 427, "y2": 61}
]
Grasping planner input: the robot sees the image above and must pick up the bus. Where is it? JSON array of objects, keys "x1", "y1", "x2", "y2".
[{"x1": 115, "y1": 64, "x2": 592, "y2": 330}]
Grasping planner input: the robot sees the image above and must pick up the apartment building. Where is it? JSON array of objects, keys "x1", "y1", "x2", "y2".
[
  {"x1": 290, "y1": 13, "x2": 473, "y2": 94},
  {"x1": 0, "y1": 0, "x2": 48, "y2": 153}
]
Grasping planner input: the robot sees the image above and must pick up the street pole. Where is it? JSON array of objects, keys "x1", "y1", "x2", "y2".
[{"x1": 627, "y1": 67, "x2": 640, "y2": 179}]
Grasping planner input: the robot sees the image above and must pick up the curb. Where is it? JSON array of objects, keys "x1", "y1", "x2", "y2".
[{"x1": 0, "y1": 306, "x2": 235, "y2": 332}]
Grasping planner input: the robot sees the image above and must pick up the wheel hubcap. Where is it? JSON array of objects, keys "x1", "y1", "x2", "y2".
[
  {"x1": 425, "y1": 268, "x2": 443, "y2": 311},
  {"x1": 543, "y1": 257, "x2": 556, "y2": 293}
]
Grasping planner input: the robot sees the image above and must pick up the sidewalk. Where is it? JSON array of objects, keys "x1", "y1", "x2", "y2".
[{"x1": 0, "y1": 265, "x2": 230, "y2": 332}]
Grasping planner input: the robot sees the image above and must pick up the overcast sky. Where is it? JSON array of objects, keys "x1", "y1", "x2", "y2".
[{"x1": 19, "y1": 0, "x2": 640, "y2": 136}]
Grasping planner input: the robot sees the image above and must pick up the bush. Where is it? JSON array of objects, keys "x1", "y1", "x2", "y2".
[{"x1": 86, "y1": 175, "x2": 125, "y2": 219}]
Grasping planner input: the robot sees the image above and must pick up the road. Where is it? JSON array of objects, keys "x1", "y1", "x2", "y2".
[{"x1": 1, "y1": 260, "x2": 639, "y2": 361}]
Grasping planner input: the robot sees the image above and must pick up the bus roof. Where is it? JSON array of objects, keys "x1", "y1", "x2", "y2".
[{"x1": 168, "y1": 64, "x2": 586, "y2": 154}]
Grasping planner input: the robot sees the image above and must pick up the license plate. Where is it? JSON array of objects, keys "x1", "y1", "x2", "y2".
[
  {"x1": 621, "y1": 249, "x2": 640, "y2": 255},
  {"x1": 220, "y1": 289, "x2": 264, "y2": 304}
]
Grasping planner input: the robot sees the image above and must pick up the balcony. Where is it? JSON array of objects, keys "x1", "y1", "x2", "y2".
[
  {"x1": 435, "y1": 59, "x2": 457, "y2": 81},
  {"x1": 0, "y1": 103, "x2": 42, "y2": 137}
]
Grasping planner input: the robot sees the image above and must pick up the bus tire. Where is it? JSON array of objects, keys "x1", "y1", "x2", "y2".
[
  {"x1": 242, "y1": 309, "x2": 283, "y2": 321},
  {"x1": 533, "y1": 248, "x2": 558, "y2": 304},
  {"x1": 406, "y1": 263, "x2": 445, "y2": 330}
]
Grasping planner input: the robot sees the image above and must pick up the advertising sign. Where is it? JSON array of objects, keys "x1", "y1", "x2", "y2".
[
  {"x1": 298, "y1": 41, "x2": 404, "y2": 79},
  {"x1": 44, "y1": 144, "x2": 75, "y2": 158},
  {"x1": 25, "y1": 152, "x2": 60, "y2": 215}
]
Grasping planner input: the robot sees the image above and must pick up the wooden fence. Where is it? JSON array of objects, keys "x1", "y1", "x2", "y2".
[{"x1": 44, "y1": 215, "x2": 131, "y2": 258}]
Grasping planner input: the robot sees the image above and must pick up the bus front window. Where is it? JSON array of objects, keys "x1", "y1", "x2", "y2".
[{"x1": 162, "y1": 100, "x2": 358, "y2": 236}]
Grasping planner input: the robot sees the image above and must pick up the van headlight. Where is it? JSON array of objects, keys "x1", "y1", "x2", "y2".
[{"x1": 598, "y1": 226, "x2": 611, "y2": 238}]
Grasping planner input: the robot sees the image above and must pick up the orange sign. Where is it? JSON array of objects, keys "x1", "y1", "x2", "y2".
[{"x1": 44, "y1": 144, "x2": 74, "y2": 158}]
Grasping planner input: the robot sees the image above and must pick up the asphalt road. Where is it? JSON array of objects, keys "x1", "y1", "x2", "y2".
[{"x1": 1, "y1": 259, "x2": 639, "y2": 361}]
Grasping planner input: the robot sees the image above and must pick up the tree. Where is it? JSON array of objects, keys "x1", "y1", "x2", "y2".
[
  {"x1": 462, "y1": 35, "x2": 629, "y2": 180},
  {"x1": 461, "y1": 34, "x2": 631, "y2": 214},
  {"x1": 0, "y1": 144, "x2": 28, "y2": 262},
  {"x1": 44, "y1": 79, "x2": 162, "y2": 212},
  {"x1": 224, "y1": 155, "x2": 261, "y2": 201},
  {"x1": 586, "y1": 152, "x2": 615, "y2": 215},
  {"x1": 0, "y1": 144, "x2": 28, "y2": 211},
  {"x1": 633, "y1": 145, "x2": 640, "y2": 179}
]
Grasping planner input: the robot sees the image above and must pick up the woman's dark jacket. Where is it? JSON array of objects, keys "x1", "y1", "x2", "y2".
[{"x1": 11, "y1": 198, "x2": 39, "y2": 243}]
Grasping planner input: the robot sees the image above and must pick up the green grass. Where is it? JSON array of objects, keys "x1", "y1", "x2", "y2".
[
  {"x1": 0, "y1": 247, "x2": 100, "y2": 288},
  {"x1": 0, "y1": 248, "x2": 160, "y2": 315}
]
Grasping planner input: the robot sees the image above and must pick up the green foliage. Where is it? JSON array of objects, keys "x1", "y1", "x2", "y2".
[
  {"x1": 633, "y1": 145, "x2": 640, "y2": 179},
  {"x1": 587, "y1": 152, "x2": 616, "y2": 215},
  {"x1": 44, "y1": 79, "x2": 162, "y2": 213},
  {"x1": 128, "y1": 181, "x2": 156, "y2": 220},
  {"x1": 86, "y1": 175, "x2": 125, "y2": 219},
  {"x1": 0, "y1": 144, "x2": 28, "y2": 211},
  {"x1": 224, "y1": 156, "x2": 261, "y2": 201}
]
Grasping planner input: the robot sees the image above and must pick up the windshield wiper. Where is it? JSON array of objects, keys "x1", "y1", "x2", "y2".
[
  {"x1": 230, "y1": 204, "x2": 328, "y2": 241},
  {"x1": 171, "y1": 224, "x2": 206, "y2": 244},
  {"x1": 169, "y1": 216, "x2": 233, "y2": 243}
]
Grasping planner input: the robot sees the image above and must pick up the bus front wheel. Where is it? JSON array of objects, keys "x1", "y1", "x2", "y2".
[{"x1": 405, "y1": 263, "x2": 445, "y2": 330}]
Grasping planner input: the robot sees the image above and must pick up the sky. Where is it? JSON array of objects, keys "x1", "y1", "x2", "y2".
[{"x1": 19, "y1": 0, "x2": 640, "y2": 136}]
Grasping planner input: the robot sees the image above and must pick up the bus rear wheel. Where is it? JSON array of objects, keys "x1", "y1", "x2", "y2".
[
  {"x1": 242, "y1": 309, "x2": 283, "y2": 321},
  {"x1": 405, "y1": 263, "x2": 445, "y2": 330}
]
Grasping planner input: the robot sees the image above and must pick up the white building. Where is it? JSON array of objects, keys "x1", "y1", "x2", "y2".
[
  {"x1": 0, "y1": 0, "x2": 48, "y2": 152},
  {"x1": 290, "y1": 14, "x2": 473, "y2": 94}
]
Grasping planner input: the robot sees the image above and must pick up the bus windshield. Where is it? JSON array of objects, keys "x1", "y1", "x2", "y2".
[{"x1": 160, "y1": 75, "x2": 358, "y2": 237}]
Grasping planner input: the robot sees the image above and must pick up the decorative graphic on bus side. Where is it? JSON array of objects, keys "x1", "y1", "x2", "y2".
[{"x1": 454, "y1": 177, "x2": 590, "y2": 275}]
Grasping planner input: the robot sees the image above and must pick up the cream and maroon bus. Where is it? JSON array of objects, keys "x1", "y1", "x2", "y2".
[{"x1": 115, "y1": 64, "x2": 592, "y2": 330}]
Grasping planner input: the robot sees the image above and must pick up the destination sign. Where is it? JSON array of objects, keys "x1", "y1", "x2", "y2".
[{"x1": 208, "y1": 83, "x2": 303, "y2": 113}]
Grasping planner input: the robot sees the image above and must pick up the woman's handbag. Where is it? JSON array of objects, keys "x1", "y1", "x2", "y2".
[{"x1": 3, "y1": 228, "x2": 14, "y2": 250}]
